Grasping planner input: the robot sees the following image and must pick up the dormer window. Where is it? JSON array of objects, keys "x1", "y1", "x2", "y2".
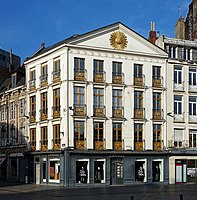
[{"x1": 12, "y1": 73, "x2": 17, "y2": 88}]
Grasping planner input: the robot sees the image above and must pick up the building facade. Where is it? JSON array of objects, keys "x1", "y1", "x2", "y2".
[
  {"x1": 156, "y1": 36, "x2": 197, "y2": 184},
  {"x1": 24, "y1": 22, "x2": 169, "y2": 186}
]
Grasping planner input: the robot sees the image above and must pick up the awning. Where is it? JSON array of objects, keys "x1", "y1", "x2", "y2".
[{"x1": 0, "y1": 157, "x2": 6, "y2": 166}]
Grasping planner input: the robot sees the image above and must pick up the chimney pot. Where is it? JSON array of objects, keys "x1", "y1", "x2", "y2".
[{"x1": 41, "y1": 43, "x2": 45, "y2": 48}]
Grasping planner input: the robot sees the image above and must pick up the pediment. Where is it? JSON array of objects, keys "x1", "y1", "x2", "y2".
[{"x1": 67, "y1": 22, "x2": 167, "y2": 57}]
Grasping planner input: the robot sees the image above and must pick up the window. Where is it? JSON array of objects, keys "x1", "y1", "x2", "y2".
[
  {"x1": 153, "y1": 124, "x2": 161, "y2": 142},
  {"x1": 189, "y1": 68, "x2": 197, "y2": 86},
  {"x1": 53, "y1": 59, "x2": 60, "y2": 80},
  {"x1": 113, "y1": 123, "x2": 122, "y2": 150},
  {"x1": 153, "y1": 93, "x2": 161, "y2": 111},
  {"x1": 113, "y1": 62, "x2": 122, "y2": 75},
  {"x1": 30, "y1": 128, "x2": 36, "y2": 150},
  {"x1": 189, "y1": 130, "x2": 197, "y2": 148},
  {"x1": 94, "y1": 122, "x2": 104, "y2": 150},
  {"x1": 74, "y1": 121, "x2": 85, "y2": 149},
  {"x1": 134, "y1": 123, "x2": 143, "y2": 142},
  {"x1": 174, "y1": 95, "x2": 182, "y2": 114},
  {"x1": 174, "y1": 129, "x2": 183, "y2": 147},
  {"x1": 30, "y1": 95, "x2": 36, "y2": 121},
  {"x1": 49, "y1": 158, "x2": 60, "y2": 182},
  {"x1": 41, "y1": 126, "x2": 48, "y2": 150},
  {"x1": 41, "y1": 92, "x2": 48, "y2": 119},
  {"x1": 174, "y1": 66, "x2": 182, "y2": 84},
  {"x1": 53, "y1": 88, "x2": 60, "y2": 117},
  {"x1": 11, "y1": 73, "x2": 17, "y2": 88},
  {"x1": 169, "y1": 46, "x2": 176, "y2": 58},
  {"x1": 74, "y1": 57, "x2": 85, "y2": 71},
  {"x1": 29, "y1": 69, "x2": 36, "y2": 88},
  {"x1": 53, "y1": 124, "x2": 60, "y2": 149},
  {"x1": 134, "y1": 64, "x2": 143, "y2": 77},
  {"x1": 94, "y1": 60, "x2": 103, "y2": 73},
  {"x1": 10, "y1": 102, "x2": 15, "y2": 119},
  {"x1": 40, "y1": 63, "x2": 48, "y2": 85},
  {"x1": 152, "y1": 66, "x2": 161, "y2": 79},
  {"x1": 76, "y1": 161, "x2": 88, "y2": 184},
  {"x1": 134, "y1": 91, "x2": 143, "y2": 109},
  {"x1": 1, "y1": 104, "x2": 7, "y2": 121},
  {"x1": 93, "y1": 88, "x2": 104, "y2": 108},
  {"x1": 19, "y1": 98, "x2": 25, "y2": 117},
  {"x1": 19, "y1": 126, "x2": 25, "y2": 144},
  {"x1": 189, "y1": 96, "x2": 197, "y2": 116},
  {"x1": 183, "y1": 48, "x2": 191, "y2": 60},
  {"x1": 74, "y1": 87, "x2": 84, "y2": 106},
  {"x1": 112, "y1": 89, "x2": 122, "y2": 108},
  {"x1": 10, "y1": 125, "x2": 17, "y2": 145}
]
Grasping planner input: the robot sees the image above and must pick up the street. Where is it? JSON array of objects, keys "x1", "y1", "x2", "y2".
[{"x1": 0, "y1": 183, "x2": 197, "y2": 200}]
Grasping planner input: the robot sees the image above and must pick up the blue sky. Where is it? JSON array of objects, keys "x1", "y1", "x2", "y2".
[{"x1": 0, "y1": 0, "x2": 191, "y2": 63}]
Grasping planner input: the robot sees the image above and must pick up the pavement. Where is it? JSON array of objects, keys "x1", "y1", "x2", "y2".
[{"x1": 0, "y1": 182, "x2": 196, "y2": 200}]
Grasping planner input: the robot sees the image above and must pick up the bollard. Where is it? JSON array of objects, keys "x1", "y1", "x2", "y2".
[
  {"x1": 180, "y1": 194, "x2": 183, "y2": 200},
  {"x1": 130, "y1": 196, "x2": 134, "y2": 200}
]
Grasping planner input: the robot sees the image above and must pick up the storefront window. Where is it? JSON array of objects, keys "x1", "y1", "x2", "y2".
[
  {"x1": 94, "y1": 160, "x2": 105, "y2": 183},
  {"x1": 76, "y1": 161, "x2": 88, "y2": 184},
  {"x1": 135, "y1": 160, "x2": 146, "y2": 182},
  {"x1": 187, "y1": 160, "x2": 197, "y2": 183},
  {"x1": 152, "y1": 161, "x2": 163, "y2": 182},
  {"x1": 49, "y1": 158, "x2": 60, "y2": 183}
]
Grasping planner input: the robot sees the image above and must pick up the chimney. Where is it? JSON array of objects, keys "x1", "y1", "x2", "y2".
[
  {"x1": 41, "y1": 42, "x2": 45, "y2": 48},
  {"x1": 175, "y1": 16, "x2": 185, "y2": 39},
  {"x1": 148, "y1": 21, "x2": 157, "y2": 44}
]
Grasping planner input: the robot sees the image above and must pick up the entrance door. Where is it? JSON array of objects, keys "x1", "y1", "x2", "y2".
[
  {"x1": 175, "y1": 160, "x2": 187, "y2": 184},
  {"x1": 110, "y1": 158, "x2": 123, "y2": 185}
]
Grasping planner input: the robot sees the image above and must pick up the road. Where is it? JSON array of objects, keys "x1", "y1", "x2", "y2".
[{"x1": 0, "y1": 183, "x2": 196, "y2": 200}]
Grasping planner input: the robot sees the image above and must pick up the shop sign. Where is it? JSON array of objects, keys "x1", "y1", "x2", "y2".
[{"x1": 187, "y1": 168, "x2": 197, "y2": 175}]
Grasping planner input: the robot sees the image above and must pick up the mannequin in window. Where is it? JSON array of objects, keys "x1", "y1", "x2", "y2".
[
  {"x1": 138, "y1": 166, "x2": 145, "y2": 182},
  {"x1": 79, "y1": 167, "x2": 86, "y2": 183}
]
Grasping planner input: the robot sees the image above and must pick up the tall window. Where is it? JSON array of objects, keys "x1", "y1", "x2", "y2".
[
  {"x1": 30, "y1": 128, "x2": 36, "y2": 150},
  {"x1": 134, "y1": 91, "x2": 143, "y2": 109},
  {"x1": 112, "y1": 62, "x2": 122, "y2": 75},
  {"x1": 189, "y1": 96, "x2": 197, "y2": 116},
  {"x1": 41, "y1": 92, "x2": 48, "y2": 116},
  {"x1": 189, "y1": 130, "x2": 197, "y2": 148},
  {"x1": 93, "y1": 88, "x2": 104, "y2": 108},
  {"x1": 41, "y1": 126, "x2": 48, "y2": 150},
  {"x1": 74, "y1": 57, "x2": 85, "y2": 72},
  {"x1": 53, "y1": 88, "x2": 60, "y2": 117},
  {"x1": 10, "y1": 102, "x2": 15, "y2": 119},
  {"x1": 94, "y1": 60, "x2": 103, "y2": 73},
  {"x1": 74, "y1": 87, "x2": 84, "y2": 106},
  {"x1": 10, "y1": 125, "x2": 17, "y2": 145},
  {"x1": 174, "y1": 95, "x2": 182, "y2": 114},
  {"x1": 153, "y1": 93, "x2": 161, "y2": 111},
  {"x1": 153, "y1": 124, "x2": 161, "y2": 142},
  {"x1": 29, "y1": 69, "x2": 36, "y2": 88},
  {"x1": 30, "y1": 95, "x2": 36, "y2": 121},
  {"x1": 113, "y1": 123, "x2": 122, "y2": 141},
  {"x1": 1, "y1": 104, "x2": 7, "y2": 121},
  {"x1": 41, "y1": 64, "x2": 48, "y2": 84},
  {"x1": 152, "y1": 66, "x2": 161, "y2": 79},
  {"x1": 53, "y1": 59, "x2": 60, "y2": 80},
  {"x1": 53, "y1": 124, "x2": 60, "y2": 149},
  {"x1": 74, "y1": 121, "x2": 85, "y2": 148},
  {"x1": 134, "y1": 64, "x2": 143, "y2": 77},
  {"x1": 189, "y1": 68, "x2": 197, "y2": 86},
  {"x1": 134, "y1": 123, "x2": 143, "y2": 142},
  {"x1": 19, "y1": 98, "x2": 25, "y2": 117},
  {"x1": 112, "y1": 89, "x2": 122, "y2": 108},
  {"x1": 169, "y1": 46, "x2": 176, "y2": 58},
  {"x1": 94, "y1": 122, "x2": 104, "y2": 150},
  {"x1": 174, "y1": 66, "x2": 182, "y2": 84}
]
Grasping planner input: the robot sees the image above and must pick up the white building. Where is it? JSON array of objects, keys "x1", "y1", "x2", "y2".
[
  {"x1": 156, "y1": 35, "x2": 197, "y2": 184},
  {"x1": 24, "y1": 22, "x2": 169, "y2": 186}
]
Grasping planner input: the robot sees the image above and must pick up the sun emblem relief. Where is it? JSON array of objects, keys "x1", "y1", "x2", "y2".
[{"x1": 110, "y1": 31, "x2": 128, "y2": 50}]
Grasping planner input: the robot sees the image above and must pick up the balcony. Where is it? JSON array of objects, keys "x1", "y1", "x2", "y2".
[
  {"x1": 173, "y1": 81, "x2": 184, "y2": 91},
  {"x1": 73, "y1": 104, "x2": 86, "y2": 116},
  {"x1": 40, "y1": 140, "x2": 48, "y2": 151},
  {"x1": 168, "y1": 140, "x2": 189, "y2": 148},
  {"x1": 52, "y1": 70, "x2": 61, "y2": 83},
  {"x1": 112, "y1": 107, "x2": 124, "y2": 118},
  {"x1": 93, "y1": 106, "x2": 105, "y2": 117},
  {"x1": 74, "y1": 138, "x2": 86, "y2": 150},
  {"x1": 29, "y1": 79, "x2": 36, "y2": 90},
  {"x1": 153, "y1": 140, "x2": 163, "y2": 151},
  {"x1": 134, "y1": 139, "x2": 145, "y2": 151},
  {"x1": 29, "y1": 111, "x2": 36, "y2": 123},
  {"x1": 174, "y1": 113, "x2": 184, "y2": 122},
  {"x1": 152, "y1": 76, "x2": 163, "y2": 88},
  {"x1": 40, "y1": 109, "x2": 48, "y2": 121},
  {"x1": 94, "y1": 139, "x2": 105, "y2": 150},
  {"x1": 153, "y1": 109, "x2": 163, "y2": 120},
  {"x1": 93, "y1": 71, "x2": 105, "y2": 83},
  {"x1": 134, "y1": 74, "x2": 145, "y2": 86},
  {"x1": 74, "y1": 69, "x2": 86, "y2": 81},
  {"x1": 40, "y1": 75, "x2": 48, "y2": 87},
  {"x1": 189, "y1": 84, "x2": 197, "y2": 92},
  {"x1": 29, "y1": 141, "x2": 36, "y2": 151},
  {"x1": 134, "y1": 108, "x2": 145, "y2": 119},
  {"x1": 52, "y1": 138, "x2": 61, "y2": 150},
  {"x1": 52, "y1": 106, "x2": 61, "y2": 118},
  {"x1": 112, "y1": 72, "x2": 124, "y2": 84},
  {"x1": 189, "y1": 114, "x2": 197, "y2": 123},
  {"x1": 113, "y1": 140, "x2": 124, "y2": 150}
]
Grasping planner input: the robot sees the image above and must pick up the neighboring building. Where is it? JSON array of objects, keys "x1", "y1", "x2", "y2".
[
  {"x1": 24, "y1": 22, "x2": 169, "y2": 186},
  {"x1": 185, "y1": 0, "x2": 197, "y2": 40},
  {"x1": 156, "y1": 34, "x2": 197, "y2": 184},
  {"x1": 0, "y1": 52, "x2": 27, "y2": 182}
]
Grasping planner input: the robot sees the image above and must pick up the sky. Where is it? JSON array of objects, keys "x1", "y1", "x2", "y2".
[{"x1": 0, "y1": 0, "x2": 192, "y2": 63}]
